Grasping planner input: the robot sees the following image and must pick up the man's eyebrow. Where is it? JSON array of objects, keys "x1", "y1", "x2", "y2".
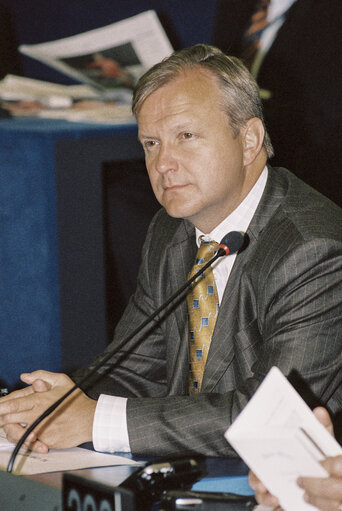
[
  {"x1": 139, "y1": 133, "x2": 159, "y2": 139},
  {"x1": 138, "y1": 133, "x2": 159, "y2": 142},
  {"x1": 139, "y1": 122, "x2": 194, "y2": 139},
  {"x1": 174, "y1": 122, "x2": 194, "y2": 131}
]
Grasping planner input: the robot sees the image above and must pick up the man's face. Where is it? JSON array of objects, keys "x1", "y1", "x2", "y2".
[{"x1": 137, "y1": 67, "x2": 255, "y2": 232}]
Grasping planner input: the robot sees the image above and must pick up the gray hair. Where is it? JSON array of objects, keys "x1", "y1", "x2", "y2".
[{"x1": 132, "y1": 44, "x2": 274, "y2": 158}]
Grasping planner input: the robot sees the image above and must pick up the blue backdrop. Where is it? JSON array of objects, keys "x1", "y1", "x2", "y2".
[{"x1": 0, "y1": 1, "x2": 219, "y2": 389}]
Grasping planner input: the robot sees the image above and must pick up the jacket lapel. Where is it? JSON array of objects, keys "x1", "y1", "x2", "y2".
[
  {"x1": 165, "y1": 220, "x2": 196, "y2": 394},
  {"x1": 202, "y1": 166, "x2": 288, "y2": 392}
]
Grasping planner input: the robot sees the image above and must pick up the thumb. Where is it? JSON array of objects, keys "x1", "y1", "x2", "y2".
[
  {"x1": 313, "y1": 406, "x2": 334, "y2": 436},
  {"x1": 321, "y1": 455, "x2": 342, "y2": 477},
  {"x1": 20, "y1": 370, "x2": 66, "y2": 387},
  {"x1": 31, "y1": 379, "x2": 51, "y2": 392}
]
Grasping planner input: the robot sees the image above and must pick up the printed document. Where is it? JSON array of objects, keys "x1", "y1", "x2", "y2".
[
  {"x1": 225, "y1": 366, "x2": 342, "y2": 511},
  {"x1": 0, "y1": 428, "x2": 140, "y2": 475}
]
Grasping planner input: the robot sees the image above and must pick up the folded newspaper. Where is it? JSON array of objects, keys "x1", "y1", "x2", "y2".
[
  {"x1": 19, "y1": 10, "x2": 173, "y2": 99},
  {"x1": 0, "y1": 10, "x2": 173, "y2": 123}
]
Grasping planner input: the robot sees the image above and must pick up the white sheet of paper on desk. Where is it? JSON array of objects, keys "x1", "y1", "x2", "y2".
[
  {"x1": 225, "y1": 366, "x2": 342, "y2": 511},
  {"x1": 0, "y1": 74, "x2": 99, "y2": 101},
  {"x1": 0, "y1": 427, "x2": 140, "y2": 475}
]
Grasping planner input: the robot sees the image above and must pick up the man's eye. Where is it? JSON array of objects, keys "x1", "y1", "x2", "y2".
[
  {"x1": 182, "y1": 132, "x2": 193, "y2": 139},
  {"x1": 144, "y1": 140, "x2": 157, "y2": 149}
]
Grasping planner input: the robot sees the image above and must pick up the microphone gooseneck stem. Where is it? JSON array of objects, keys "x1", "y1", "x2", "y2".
[{"x1": 7, "y1": 249, "x2": 226, "y2": 473}]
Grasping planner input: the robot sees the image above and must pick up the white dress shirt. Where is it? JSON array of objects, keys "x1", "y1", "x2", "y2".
[{"x1": 93, "y1": 167, "x2": 268, "y2": 453}]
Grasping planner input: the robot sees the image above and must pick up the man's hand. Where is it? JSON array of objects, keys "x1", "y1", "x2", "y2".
[
  {"x1": 0, "y1": 370, "x2": 97, "y2": 453},
  {"x1": 248, "y1": 470, "x2": 281, "y2": 508},
  {"x1": 296, "y1": 407, "x2": 342, "y2": 511},
  {"x1": 297, "y1": 455, "x2": 342, "y2": 511},
  {"x1": 248, "y1": 407, "x2": 335, "y2": 509},
  {"x1": 0, "y1": 377, "x2": 51, "y2": 452},
  {"x1": 298, "y1": 407, "x2": 342, "y2": 511}
]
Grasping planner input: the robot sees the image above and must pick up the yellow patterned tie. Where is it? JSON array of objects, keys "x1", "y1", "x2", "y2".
[{"x1": 187, "y1": 237, "x2": 220, "y2": 394}]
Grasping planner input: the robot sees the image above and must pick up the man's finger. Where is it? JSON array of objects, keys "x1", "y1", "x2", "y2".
[
  {"x1": 4, "y1": 423, "x2": 35, "y2": 444},
  {"x1": 313, "y1": 407, "x2": 334, "y2": 436},
  {"x1": 4, "y1": 423, "x2": 49, "y2": 454},
  {"x1": 21, "y1": 370, "x2": 60, "y2": 385},
  {"x1": 28, "y1": 439, "x2": 49, "y2": 454},
  {"x1": 0, "y1": 395, "x2": 34, "y2": 417},
  {"x1": 321, "y1": 456, "x2": 342, "y2": 478},
  {"x1": 21, "y1": 370, "x2": 72, "y2": 389},
  {"x1": 249, "y1": 471, "x2": 267, "y2": 491},
  {"x1": 0, "y1": 386, "x2": 35, "y2": 403},
  {"x1": 248, "y1": 471, "x2": 280, "y2": 507},
  {"x1": 298, "y1": 473, "x2": 342, "y2": 500},
  {"x1": 31, "y1": 379, "x2": 51, "y2": 392}
]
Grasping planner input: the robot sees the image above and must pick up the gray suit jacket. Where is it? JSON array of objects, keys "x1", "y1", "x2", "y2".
[{"x1": 77, "y1": 166, "x2": 342, "y2": 457}]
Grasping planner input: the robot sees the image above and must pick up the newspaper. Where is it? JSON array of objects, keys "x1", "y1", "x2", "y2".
[
  {"x1": 19, "y1": 10, "x2": 173, "y2": 101},
  {"x1": 225, "y1": 367, "x2": 342, "y2": 511},
  {"x1": 0, "y1": 74, "x2": 99, "y2": 101},
  {"x1": 0, "y1": 74, "x2": 136, "y2": 124}
]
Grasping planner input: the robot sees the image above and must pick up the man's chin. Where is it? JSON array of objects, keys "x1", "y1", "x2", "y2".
[{"x1": 164, "y1": 204, "x2": 195, "y2": 220}]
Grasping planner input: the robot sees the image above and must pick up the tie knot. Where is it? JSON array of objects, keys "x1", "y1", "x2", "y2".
[{"x1": 195, "y1": 237, "x2": 220, "y2": 266}]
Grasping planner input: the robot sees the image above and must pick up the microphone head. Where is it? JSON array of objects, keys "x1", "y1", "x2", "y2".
[{"x1": 219, "y1": 231, "x2": 245, "y2": 256}]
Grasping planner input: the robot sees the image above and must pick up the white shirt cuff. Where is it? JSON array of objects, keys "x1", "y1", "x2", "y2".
[{"x1": 92, "y1": 394, "x2": 131, "y2": 453}]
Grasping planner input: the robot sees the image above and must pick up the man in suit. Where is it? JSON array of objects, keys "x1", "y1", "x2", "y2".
[
  {"x1": 213, "y1": 0, "x2": 342, "y2": 207},
  {"x1": 0, "y1": 44, "x2": 342, "y2": 458}
]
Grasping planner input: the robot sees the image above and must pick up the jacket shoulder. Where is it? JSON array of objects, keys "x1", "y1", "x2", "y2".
[{"x1": 278, "y1": 168, "x2": 342, "y2": 241}]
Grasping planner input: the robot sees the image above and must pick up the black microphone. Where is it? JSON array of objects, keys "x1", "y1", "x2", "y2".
[
  {"x1": 7, "y1": 231, "x2": 245, "y2": 472},
  {"x1": 217, "y1": 231, "x2": 245, "y2": 256}
]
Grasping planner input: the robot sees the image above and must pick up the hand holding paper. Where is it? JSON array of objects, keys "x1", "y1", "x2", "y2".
[{"x1": 225, "y1": 367, "x2": 342, "y2": 511}]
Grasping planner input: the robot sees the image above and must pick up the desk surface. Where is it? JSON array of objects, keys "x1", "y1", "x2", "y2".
[
  {"x1": 0, "y1": 456, "x2": 253, "y2": 511},
  {"x1": 30, "y1": 456, "x2": 253, "y2": 493}
]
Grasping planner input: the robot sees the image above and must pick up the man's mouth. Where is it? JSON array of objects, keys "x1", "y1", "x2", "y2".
[{"x1": 164, "y1": 183, "x2": 188, "y2": 191}]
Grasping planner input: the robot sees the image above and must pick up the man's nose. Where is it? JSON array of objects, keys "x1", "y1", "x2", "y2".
[{"x1": 155, "y1": 143, "x2": 178, "y2": 174}]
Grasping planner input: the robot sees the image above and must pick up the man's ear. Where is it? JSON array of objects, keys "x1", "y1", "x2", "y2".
[{"x1": 242, "y1": 117, "x2": 265, "y2": 166}]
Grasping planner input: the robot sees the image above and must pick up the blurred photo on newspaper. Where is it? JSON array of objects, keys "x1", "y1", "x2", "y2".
[{"x1": 19, "y1": 10, "x2": 173, "y2": 103}]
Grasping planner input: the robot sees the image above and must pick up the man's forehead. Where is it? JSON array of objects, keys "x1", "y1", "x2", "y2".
[
  {"x1": 137, "y1": 69, "x2": 219, "y2": 122},
  {"x1": 151, "y1": 67, "x2": 216, "y2": 98}
]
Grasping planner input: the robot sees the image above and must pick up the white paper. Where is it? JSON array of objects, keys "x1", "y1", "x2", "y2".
[
  {"x1": 19, "y1": 10, "x2": 173, "y2": 96},
  {"x1": 37, "y1": 103, "x2": 135, "y2": 124},
  {"x1": 0, "y1": 74, "x2": 99, "y2": 101},
  {"x1": 0, "y1": 74, "x2": 136, "y2": 123},
  {"x1": 225, "y1": 367, "x2": 342, "y2": 511},
  {"x1": 0, "y1": 428, "x2": 140, "y2": 475}
]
